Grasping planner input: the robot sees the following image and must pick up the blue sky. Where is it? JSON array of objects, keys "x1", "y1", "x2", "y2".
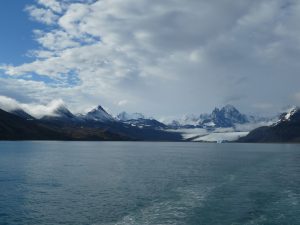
[
  {"x1": 0, "y1": 0, "x2": 300, "y2": 118},
  {"x1": 0, "y1": 0, "x2": 39, "y2": 64}
]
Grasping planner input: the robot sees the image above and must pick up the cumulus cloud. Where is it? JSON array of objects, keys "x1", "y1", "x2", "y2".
[
  {"x1": 37, "y1": 0, "x2": 63, "y2": 13},
  {"x1": 1, "y1": 0, "x2": 300, "y2": 116},
  {"x1": 33, "y1": 29, "x2": 80, "y2": 50},
  {"x1": 25, "y1": 5, "x2": 59, "y2": 25}
]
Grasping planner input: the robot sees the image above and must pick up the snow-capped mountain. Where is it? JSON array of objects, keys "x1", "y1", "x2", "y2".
[
  {"x1": 166, "y1": 114, "x2": 210, "y2": 128},
  {"x1": 169, "y1": 105, "x2": 275, "y2": 143},
  {"x1": 168, "y1": 120, "x2": 182, "y2": 128},
  {"x1": 268, "y1": 106, "x2": 300, "y2": 127},
  {"x1": 206, "y1": 105, "x2": 248, "y2": 127},
  {"x1": 181, "y1": 114, "x2": 204, "y2": 126},
  {"x1": 116, "y1": 111, "x2": 166, "y2": 129},
  {"x1": 167, "y1": 105, "x2": 248, "y2": 128},
  {"x1": 1, "y1": 97, "x2": 299, "y2": 142},
  {"x1": 123, "y1": 118, "x2": 167, "y2": 129},
  {"x1": 276, "y1": 107, "x2": 300, "y2": 124},
  {"x1": 240, "y1": 107, "x2": 300, "y2": 143},
  {"x1": 84, "y1": 105, "x2": 115, "y2": 122},
  {"x1": 40, "y1": 104, "x2": 115, "y2": 123},
  {"x1": 116, "y1": 112, "x2": 145, "y2": 121}
]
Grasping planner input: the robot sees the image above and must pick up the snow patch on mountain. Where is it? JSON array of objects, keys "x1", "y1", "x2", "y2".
[
  {"x1": 272, "y1": 106, "x2": 300, "y2": 126},
  {"x1": 284, "y1": 107, "x2": 299, "y2": 121}
]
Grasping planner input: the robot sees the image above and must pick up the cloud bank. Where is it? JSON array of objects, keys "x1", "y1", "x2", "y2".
[
  {"x1": 1, "y1": 0, "x2": 300, "y2": 116},
  {"x1": 0, "y1": 95, "x2": 65, "y2": 118}
]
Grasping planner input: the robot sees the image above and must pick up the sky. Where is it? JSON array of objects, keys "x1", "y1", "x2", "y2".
[{"x1": 0, "y1": 0, "x2": 300, "y2": 118}]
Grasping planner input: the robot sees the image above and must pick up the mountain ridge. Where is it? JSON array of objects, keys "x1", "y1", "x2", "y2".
[
  {"x1": 0, "y1": 104, "x2": 181, "y2": 141},
  {"x1": 166, "y1": 105, "x2": 249, "y2": 129},
  {"x1": 238, "y1": 107, "x2": 300, "y2": 143},
  {"x1": 0, "y1": 101, "x2": 291, "y2": 142}
]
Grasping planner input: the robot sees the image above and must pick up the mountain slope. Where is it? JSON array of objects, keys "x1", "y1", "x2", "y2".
[
  {"x1": 84, "y1": 105, "x2": 115, "y2": 122},
  {"x1": 41, "y1": 105, "x2": 76, "y2": 121},
  {"x1": 203, "y1": 105, "x2": 248, "y2": 128},
  {"x1": 10, "y1": 109, "x2": 35, "y2": 120},
  {"x1": 0, "y1": 109, "x2": 67, "y2": 140},
  {"x1": 0, "y1": 108, "x2": 132, "y2": 141},
  {"x1": 0, "y1": 106, "x2": 180, "y2": 141},
  {"x1": 239, "y1": 107, "x2": 300, "y2": 143}
]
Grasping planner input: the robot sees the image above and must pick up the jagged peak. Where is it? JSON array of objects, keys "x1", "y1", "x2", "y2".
[
  {"x1": 97, "y1": 105, "x2": 106, "y2": 111},
  {"x1": 48, "y1": 104, "x2": 75, "y2": 119},
  {"x1": 212, "y1": 107, "x2": 220, "y2": 112},
  {"x1": 89, "y1": 105, "x2": 108, "y2": 114},
  {"x1": 222, "y1": 104, "x2": 237, "y2": 111},
  {"x1": 85, "y1": 105, "x2": 114, "y2": 122},
  {"x1": 53, "y1": 104, "x2": 69, "y2": 112}
]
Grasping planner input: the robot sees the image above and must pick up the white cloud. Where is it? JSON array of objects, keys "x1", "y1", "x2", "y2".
[
  {"x1": 117, "y1": 100, "x2": 128, "y2": 106},
  {"x1": 25, "y1": 5, "x2": 59, "y2": 25},
  {"x1": 22, "y1": 99, "x2": 65, "y2": 118},
  {"x1": 37, "y1": 0, "x2": 63, "y2": 13},
  {"x1": 234, "y1": 121, "x2": 275, "y2": 132},
  {"x1": 1, "y1": 0, "x2": 300, "y2": 116},
  {"x1": 34, "y1": 29, "x2": 80, "y2": 50},
  {"x1": 0, "y1": 96, "x2": 21, "y2": 112},
  {"x1": 0, "y1": 95, "x2": 66, "y2": 118}
]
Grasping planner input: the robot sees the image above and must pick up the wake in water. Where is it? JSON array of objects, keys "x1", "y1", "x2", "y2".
[
  {"x1": 1, "y1": 142, "x2": 300, "y2": 225},
  {"x1": 101, "y1": 185, "x2": 214, "y2": 225}
]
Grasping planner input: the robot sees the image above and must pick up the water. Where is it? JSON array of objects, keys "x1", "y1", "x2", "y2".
[{"x1": 0, "y1": 142, "x2": 299, "y2": 225}]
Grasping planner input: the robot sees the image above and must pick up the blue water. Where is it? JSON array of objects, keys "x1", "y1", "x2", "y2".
[{"x1": 0, "y1": 142, "x2": 299, "y2": 225}]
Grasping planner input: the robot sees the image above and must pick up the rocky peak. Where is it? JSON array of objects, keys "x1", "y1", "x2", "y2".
[{"x1": 85, "y1": 105, "x2": 114, "y2": 122}]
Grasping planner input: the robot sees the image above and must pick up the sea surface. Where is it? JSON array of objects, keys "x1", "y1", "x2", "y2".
[{"x1": 0, "y1": 142, "x2": 299, "y2": 225}]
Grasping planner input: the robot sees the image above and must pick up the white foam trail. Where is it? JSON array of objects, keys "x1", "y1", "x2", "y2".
[{"x1": 99, "y1": 185, "x2": 214, "y2": 225}]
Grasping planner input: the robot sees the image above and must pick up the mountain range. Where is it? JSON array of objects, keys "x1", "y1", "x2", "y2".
[
  {"x1": 1, "y1": 103, "x2": 180, "y2": 141},
  {"x1": 166, "y1": 105, "x2": 250, "y2": 129},
  {"x1": 0, "y1": 102, "x2": 299, "y2": 142}
]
